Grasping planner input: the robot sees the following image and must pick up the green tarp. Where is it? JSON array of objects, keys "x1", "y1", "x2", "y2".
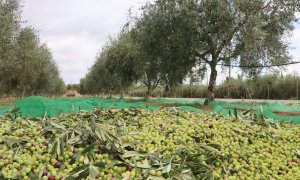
[
  {"x1": 0, "y1": 96, "x2": 299, "y2": 124},
  {"x1": 0, "y1": 105, "x2": 13, "y2": 115}
]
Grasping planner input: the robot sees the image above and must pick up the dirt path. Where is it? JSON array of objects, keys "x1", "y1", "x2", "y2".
[
  {"x1": 150, "y1": 98, "x2": 300, "y2": 104},
  {"x1": 274, "y1": 112, "x2": 300, "y2": 116}
]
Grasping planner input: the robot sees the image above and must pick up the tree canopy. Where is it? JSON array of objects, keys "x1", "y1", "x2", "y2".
[
  {"x1": 81, "y1": 0, "x2": 201, "y2": 96},
  {"x1": 130, "y1": 0, "x2": 199, "y2": 94},
  {"x1": 193, "y1": 0, "x2": 299, "y2": 104},
  {"x1": 0, "y1": 0, "x2": 66, "y2": 97},
  {"x1": 82, "y1": 0, "x2": 299, "y2": 103}
]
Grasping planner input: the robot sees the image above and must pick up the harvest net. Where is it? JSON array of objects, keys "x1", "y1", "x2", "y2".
[{"x1": 0, "y1": 96, "x2": 299, "y2": 123}]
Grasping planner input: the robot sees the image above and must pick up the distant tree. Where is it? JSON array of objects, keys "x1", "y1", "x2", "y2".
[
  {"x1": 31, "y1": 44, "x2": 64, "y2": 96},
  {"x1": 79, "y1": 44, "x2": 125, "y2": 96},
  {"x1": 66, "y1": 84, "x2": 72, "y2": 90},
  {"x1": 105, "y1": 31, "x2": 143, "y2": 95},
  {"x1": 0, "y1": 0, "x2": 65, "y2": 97},
  {"x1": 66, "y1": 84, "x2": 80, "y2": 91},
  {"x1": 53, "y1": 78, "x2": 67, "y2": 96},
  {"x1": 13, "y1": 27, "x2": 43, "y2": 96},
  {"x1": 0, "y1": 0, "x2": 21, "y2": 95}
]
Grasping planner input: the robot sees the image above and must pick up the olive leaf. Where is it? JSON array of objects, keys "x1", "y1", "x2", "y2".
[
  {"x1": 122, "y1": 151, "x2": 148, "y2": 158},
  {"x1": 88, "y1": 165, "x2": 99, "y2": 179},
  {"x1": 47, "y1": 120, "x2": 66, "y2": 131},
  {"x1": 65, "y1": 164, "x2": 89, "y2": 180},
  {"x1": 162, "y1": 157, "x2": 173, "y2": 174}
]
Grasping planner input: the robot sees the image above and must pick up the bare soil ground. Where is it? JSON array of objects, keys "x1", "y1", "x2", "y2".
[
  {"x1": 183, "y1": 98, "x2": 300, "y2": 104},
  {"x1": 0, "y1": 98, "x2": 16, "y2": 107},
  {"x1": 273, "y1": 111, "x2": 300, "y2": 117},
  {"x1": 145, "y1": 102, "x2": 183, "y2": 107}
]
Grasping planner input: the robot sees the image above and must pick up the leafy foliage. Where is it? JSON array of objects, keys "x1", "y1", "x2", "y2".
[
  {"x1": 0, "y1": 1, "x2": 66, "y2": 97},
  {"x1": 80, "y1": 0, "x2": 299, "y2": 104}
]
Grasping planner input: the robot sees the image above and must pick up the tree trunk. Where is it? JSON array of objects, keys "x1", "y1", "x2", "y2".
[
  {"x1": 144, "y1": 84, "x2": 152, "y2": 102},
  {"x1": 109, "y1": 90, "x2": 112, "y2": 99},
  {"x1": 204, "y1": 64, "x2": 217, "y2": 105},
  {"x1": 21, "y1": 88, "x2": 26, "y2": 98}
]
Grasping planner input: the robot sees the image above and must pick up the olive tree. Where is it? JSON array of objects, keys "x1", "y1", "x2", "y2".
[
  {"x1": 80, "y1": 44, "x2": 126, "y2": 96},
  {"x1": 0, "y1": 0, "x2": 65, "y2": 97},
  {"x1": 192, "y1": 0, "x2": 299, "y2": 104},
  {"x1": 130, "y1": 0, "x2": 199, "y2": 96},
  {"x1": 0, "y1": 0, "x2": 21, "y2": 95}
]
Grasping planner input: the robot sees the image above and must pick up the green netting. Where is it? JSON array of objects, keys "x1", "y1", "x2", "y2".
[
  {"x1": 264, "y1": 101, "x2": 300, "y2": 112},
  {"x1": 211, "y1": 106, "x2": 242, "y2": 116},
  {"x1": 0, "y1": 96, "x2": 161, "y2": 117},
  {"x1": 211, "y1": 100, "x2": 300, "y2": 124},
  {"x1": 258, "y1": 109, "x2": 300, "y2": 124},
  {"x1": 0, "y1": 96, "x2": 299, "y2": 124},
  {"x1": 0, "y1": 106, "x2": 13, "y2": 114},
  {"x1": 177, "y1": 106, "x2": 205, "y2": 113},
  {"x1": 209, "y1": 100, "x2": 266, "y2": 110}
]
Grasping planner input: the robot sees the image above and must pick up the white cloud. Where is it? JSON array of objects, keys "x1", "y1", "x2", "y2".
[
  {"x1": 45, "y1": 35, "x2": 101, "y2": 83},
  {"x1": 288, "y1": 27, "x2": 300, "y2": 76},
  {"x1": 22, "y1": 0, "x2": 148, "y2": 83}
]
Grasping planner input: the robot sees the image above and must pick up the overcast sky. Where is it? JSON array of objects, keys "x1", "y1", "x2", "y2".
[{"x1": 22, "y1": 0, "x2": 300, "y2": 84}]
